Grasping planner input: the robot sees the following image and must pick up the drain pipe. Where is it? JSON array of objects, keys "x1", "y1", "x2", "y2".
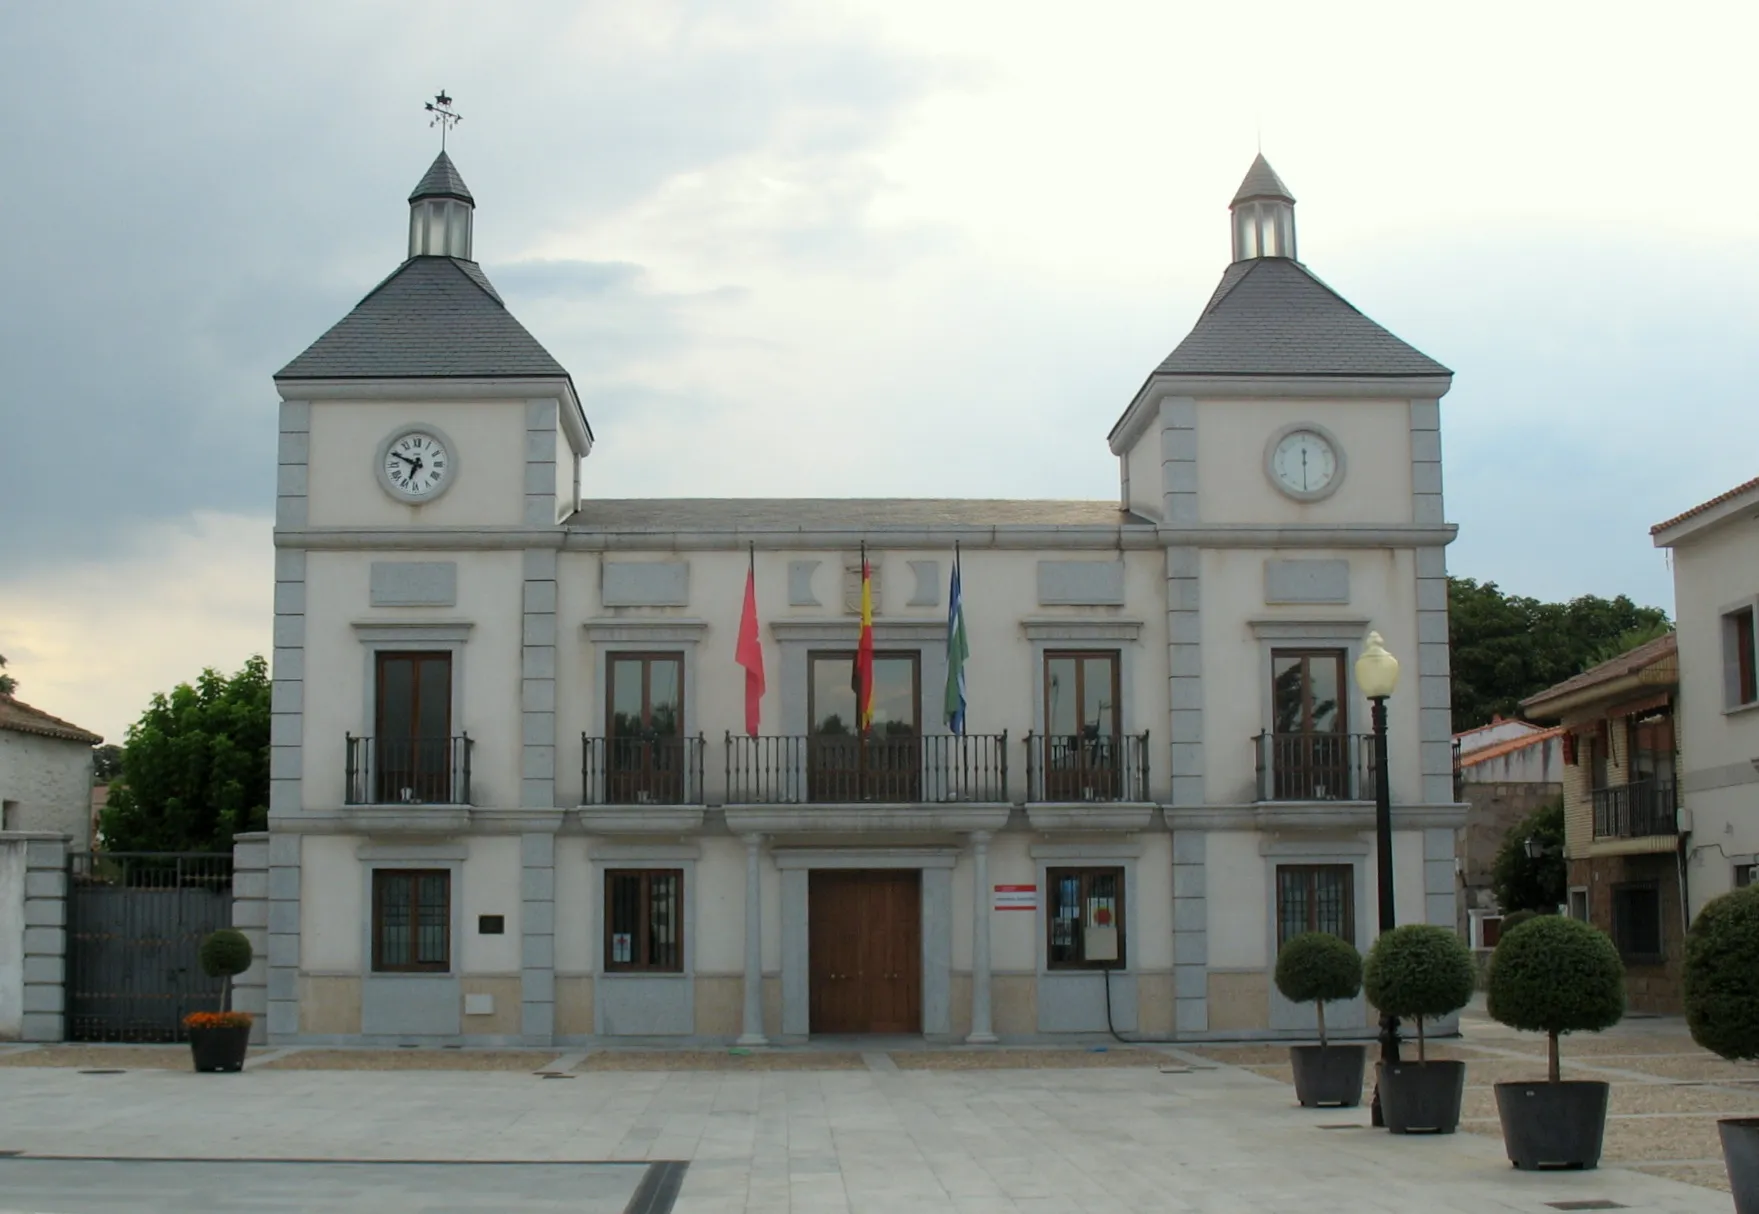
[{"x1": 1102, "y1": 964, "x2": 1183, "y2": 1045}]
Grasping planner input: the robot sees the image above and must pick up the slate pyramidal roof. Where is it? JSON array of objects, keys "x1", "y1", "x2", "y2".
[
  {"x1": 1149, "y1": 156, "x2": 1450, "y2": 381},
  {"x1": 275, "y1": 154, "x2": 567, "y2": 383}
]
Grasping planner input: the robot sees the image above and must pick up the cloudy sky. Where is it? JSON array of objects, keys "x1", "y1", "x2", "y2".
[{"x1": 2, "y1": 0, "x2": 1754, "y2": 742}]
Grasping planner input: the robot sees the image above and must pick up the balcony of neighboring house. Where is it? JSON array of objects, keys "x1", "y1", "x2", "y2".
[
  {"x1": 1591, "y1": 777, "x2": 1679, "y2": 844},
  {"x1": 577, "y1": 733, "x2": 708, "y2": 833}
]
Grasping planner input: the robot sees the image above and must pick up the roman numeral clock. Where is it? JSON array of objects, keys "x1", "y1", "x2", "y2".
[{"x1": 376, "y1": 424, "x2": 458, "y2": 503}]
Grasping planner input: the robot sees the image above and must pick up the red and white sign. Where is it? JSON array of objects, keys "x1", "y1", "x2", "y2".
[{"x1": 993, "y1": 884, "x2": 1037, "y2": 911}]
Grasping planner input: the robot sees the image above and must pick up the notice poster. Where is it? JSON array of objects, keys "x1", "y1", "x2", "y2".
[
  {"x1": 994, "y1": 884, "x2": 1037, "y2": 911},
  {"x1": 612, "y1": 932, "x2": 633, "y2": 964}
]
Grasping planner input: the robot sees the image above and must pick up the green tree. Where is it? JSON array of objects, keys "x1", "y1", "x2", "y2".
[
  {"x1": 100, "y1": 656, "x2": 270, "y2": 853},
  {"x1": 92, "y1": 744, "x2": 124, "y2": 783},
  {"x1": 1490, "y1": 800, "x2": 1567, "y2": 913},
  {"x1": 1448, "y1": 578, "x2": 1670, "y2": 731},
  {"x1": 0, "y1": 653, "x2": 16, "y2": 696}
]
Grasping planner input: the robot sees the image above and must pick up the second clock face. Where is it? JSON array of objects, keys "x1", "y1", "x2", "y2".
[
  {"x1": 1270, "y1": 429, "x2": 1340, "y2": 497},
  {"x1": 382, "y1": 430, "x2": 451, "y2": 500}
]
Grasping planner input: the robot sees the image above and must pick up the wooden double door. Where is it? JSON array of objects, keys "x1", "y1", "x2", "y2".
[{"x1": 808, "y1": 870, "x2": 921, "y2": 1034}]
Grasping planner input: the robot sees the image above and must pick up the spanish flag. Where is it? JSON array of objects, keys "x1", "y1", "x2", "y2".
[{"x1": 854, "y1": 546, "x2": 875, "y2": 732}]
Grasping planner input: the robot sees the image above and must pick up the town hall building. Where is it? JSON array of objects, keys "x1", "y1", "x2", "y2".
[{"x1": 248, "y1": 147, "x2": 1463, "y2": 1045}]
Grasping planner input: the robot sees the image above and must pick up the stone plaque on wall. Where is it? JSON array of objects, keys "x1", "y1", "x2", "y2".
[
  {"x1": 843, "y1": 561, "x2": 883, "y2": 614},
  {"x1": 1036, "y1": 560, "x2": 1125, "y2": 606},
  {"x1": 370, "y1": 562, "x2": 457, "y2": 607},
  {"x1": 1263, "y1": 559, "x2": 1350, "y2": 605},
  {"x1": 602, "y1": 561, "x2": 690, "y2": 607}
]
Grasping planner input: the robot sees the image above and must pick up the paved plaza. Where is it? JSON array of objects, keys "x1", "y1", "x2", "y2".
[{"x1": 0, "y1": 1012, "x2": 1751, "y2": 1213}]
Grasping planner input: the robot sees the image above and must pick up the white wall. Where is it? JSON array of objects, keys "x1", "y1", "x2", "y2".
[
  {"x1": 1194, "y1": 397, "x2": 1416, "y2": 525},
  {"x1": 0, "y1": 731, "x2": 92, "y2": 846}
]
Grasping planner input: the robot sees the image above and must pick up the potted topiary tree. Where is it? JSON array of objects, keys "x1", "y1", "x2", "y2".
[
  {"x1": 1485, "y1": 915, "x2": 1624, "y2": 1168},
  {"x1": 185, "y1": 928, "x2": 254, "y2": 1073},
  {"x1": 1276, "y1": 931, "x2": 1366, "y2": 1107},
  {"x1": 1682, "y1": 885, "x2": 1759, "y2": 1212},
  {"x1": 1362, "y1": 924, "x2": 1476, "y2": 1133}
]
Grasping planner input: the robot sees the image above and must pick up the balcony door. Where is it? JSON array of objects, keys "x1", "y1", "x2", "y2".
[
  {"x1": 1271, "y1": 650, "x2": 1348, "y2": 800},
  {"x1": 807, "y1": 652, "x2": 919, "y2": 801},
  {"x1": 374, "y1": 652, "x2": 453, "y2": 804},
  {"x1": 1044, "y1": 652, "x2": 1121, "y2": 800},
  {"x1": 1626, "y1": 710, "x2": 1676, "y2": 836},
  {"x1": 607, "y1": 654, "x2": 684, "y2": 804}
]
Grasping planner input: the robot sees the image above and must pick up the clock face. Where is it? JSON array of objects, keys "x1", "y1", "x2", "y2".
[
  {"x1": 380, "y1": 429, "x2": 452, "y2": 501},
  {"x1": 1269, "y1": 429, "x2": 1340, "y2": 498}
]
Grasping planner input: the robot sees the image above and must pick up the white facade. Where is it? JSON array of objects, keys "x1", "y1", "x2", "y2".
[
  {"x1": 257, "y1": 151, "x2": 1464, "y2": 1045},
  {"x1": 1653, "y1": 479, "x2": 1759, "y2": 914},
  {"x1": 0, "y1": 711, "x2": 99, "y2": 847}
]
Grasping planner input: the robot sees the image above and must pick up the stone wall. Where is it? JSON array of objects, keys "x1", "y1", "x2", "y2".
[
  {"x1": 1571, "y1": 852, "x2": 1684, "y2": 1015},
  {"x1": 0, "y1": 832, "x2": 70, "y2": 1041},
  {"x1": 0, "y1": 732, "x2": 93, "y2": 847},
  {"x1": 1457, "y1": 781, "x2": 1561, "y2": 932}
]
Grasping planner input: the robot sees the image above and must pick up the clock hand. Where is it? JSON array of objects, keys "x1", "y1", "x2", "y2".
[{"x1": 391, "y1": 451, "x2": 419, "y2": 468}]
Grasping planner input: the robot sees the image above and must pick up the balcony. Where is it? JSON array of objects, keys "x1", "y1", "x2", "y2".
[
  {"x1": 1592, "y1": 778, "x2": 1678, "y2": 840},
  {"x1": 344, "y1": 735, "x2": 472, "y2": 830},
  {"x1": 581, "y1": 735, "x2": 705, "y2": 806},
  {"x1": 1253, "y1": 732, "x2": 1376, "y2": 803},
  {"x1": 1022, "y1": 731, "x2": 1153, "y2": 830},
  {"x1": 725, "y1": 732, "x2": 1009, "y2": 805}
]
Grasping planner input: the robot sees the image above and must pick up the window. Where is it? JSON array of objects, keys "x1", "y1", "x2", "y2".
[
  {"x1": 374, "y1": 651, "x2": 454, "y2": 804},
  {"x1": 1725, "y1": 607, "x2": 1757, "y2": 708},
  {"x1": 605, "y1": 869, "x2": 683, "y2": 973},
  {"x1": 1736, "y1": 864, "x2": 1755, "y2": 890},
  {"x1": 1044, "y1": 652, "x2": 1122, "y2": 800},
  {"x1": 1270, "y1": 650, "x2": 1350, "y2": 800},
  {"x1": 606, "y1": 654, "x2": 685, "y2": 803},
  {"x1": 1276, "y1": 865, "x2": 1355, "y2": 947},
  {"x1": 807, "y1": 652, "x2": 920, "y2": 801},
  {"x1": 0, "y1": 800, "x2": 15, "y2": 831},
  {"x1": 372, "y1": 869, "x2": 450, "y2": 972},
  {"x1": 1047, "y1": 867, "x2": 1125, "y2": 970},
  {"x1": 1568, "y1": 887, "x2": 1590, "y2": 922},
  {"x1": 1611, "y1": 883, "x2": 1664, "y2": 962}
]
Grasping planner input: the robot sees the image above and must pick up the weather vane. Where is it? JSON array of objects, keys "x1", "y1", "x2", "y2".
[{"x1": 425, "y1": 91, "x2": 461, "y2": 151}]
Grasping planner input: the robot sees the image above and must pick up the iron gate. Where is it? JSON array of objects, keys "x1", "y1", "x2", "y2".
[{"x1": 65, "y1": 852, "x2": 234, "y2": 1042}]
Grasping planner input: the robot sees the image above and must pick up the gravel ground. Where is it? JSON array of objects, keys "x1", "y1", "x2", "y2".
[
  {"x1": 890, "y1": 1047, "x2": 1167, "y2": 1070},
  {"x1": 256, "y1": 1050, "x2": 564, "y2": 1071},
  {"x1": 1631, "y1": 1163, "x2": 1734, "y2": 1192},
  {"x1": 0, "y1": 1046, "x2": 190, "y2": 1069},
  {"x1": 577, "y1": 1049, "x2": 866, "y2": 1071}
]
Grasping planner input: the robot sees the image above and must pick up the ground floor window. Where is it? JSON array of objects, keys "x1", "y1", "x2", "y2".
[
  {"x1": 372, "y1": 869, "x2": 450, "y2": 972},
  {"x1": 1047, "y1": 867, "x2": 1125, "y2": 969},
  {"x1": 1276, "y1": 864, "x2": 1354, "y2": 947},
  {"x1": 606, "y1": 869, "x2": 683, "y2": 973},
  {"x1": 1568, "y1": 887, "x2": 1590, "y2": 922},
  {"x1": 1612, "y1": 883, "x2": 1664, "y2": 962}
]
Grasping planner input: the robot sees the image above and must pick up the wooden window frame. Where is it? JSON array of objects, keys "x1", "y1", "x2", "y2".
[
  {"x1": 806, "y1": 650, "x2": 921, "y2": 735},
  {"x1": 1274, "y1": 864, "x2": 1356, "y2": 949},
  {"x1": 604, "y1": 868, "x2": 685, "y2": 974},
  {"x1": 605, "y1": 652, "x2": 685, "y2": 739},
  {"x1": 1270, "y1": 649, "x2": 1349, "y2": 735},
  {"x1": 1726, "y1": 607, "x2": 1757, "y2": 709},
  {"x1": 1045, "y1": 866, "x2": 1126, "y2": 971},
  {"x1": 1043, "y1": 651, "x2": 1122, "y2": 739},
  {"x1": 371, "y1": 868, "x2": 451, "y2": 974},
  {"x1": 1611, "y1": 881, "x2": 1665, "y2": 964}
]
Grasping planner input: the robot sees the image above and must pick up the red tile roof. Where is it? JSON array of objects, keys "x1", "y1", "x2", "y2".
[
  {"x1": 1457, "y1": 725, "x2": 1566, "y2": 768},
  {"x1": 1520, "y1": 633, "x2": 1676, "y2": 713},
  {"x1": 1652, "y1": 475, "x2": 1759, "y2": 534},
  {"x1": 0, "y1": 695, "x2": 103, "y2": 745}
]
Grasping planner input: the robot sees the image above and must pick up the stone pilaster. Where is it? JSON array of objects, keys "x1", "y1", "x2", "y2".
[
  {"x1": 520, "y1": 831, "x2": 556, "y2": 1043},
  {"x1": 737, "y1": 834, "x2": 768, "y2": 1046},
  {"x1": 230, "y1": 832, "x2": 270, "y2": 1043},
  {"x1": 966, "y1": 830, "x2": 996, "y2": 1044},
  {"x1": 21, "y1": 834, "x2": 69, "y2": 1042},
  {"x1": 1172, "y1": 830, "x2": 1208, "y2": 1034}
]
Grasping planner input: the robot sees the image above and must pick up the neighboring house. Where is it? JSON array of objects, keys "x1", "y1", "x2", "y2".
[
  {"x1": 1652, "y1": 476, "x2": 1759, "y2": 913},
  {"x1": 0, "y1": 696, "x2": 101, "y2": 847},
  {"x1": 1453, "y1": 718, "x2": 1565, "y2": 945},
  {"x1": 1521, "y1": 635, "x2": 1681, "y2": 1013},
  {"x1": 255, "y1": 148, "x2": 1464, "y2": 1047}
]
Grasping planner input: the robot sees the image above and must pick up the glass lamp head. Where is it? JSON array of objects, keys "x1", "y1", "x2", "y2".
[{"x1": 1355, "y1": 630, "x2": 1400, "y2": 700}]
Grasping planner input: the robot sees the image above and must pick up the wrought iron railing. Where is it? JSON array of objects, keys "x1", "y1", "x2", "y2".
[
  {"x1": 1253, "y1": 732, "x2": 1376, "y2": 802},
  {"x1": 581, "y1": 734, "x2": 705, "y2": 806},
  {"x1": 724, "y1": 732, "x2": 1008, "y2": 804},
  {"x1": 345, "y1": 734, "x2": 472, "y2": 806},
  {"x1": 1023, "y1": 731, "x2": 1150, "y2": 803},
  {"x1": 1592, "y1": 778, "x2": 1678, "y2": 839}
]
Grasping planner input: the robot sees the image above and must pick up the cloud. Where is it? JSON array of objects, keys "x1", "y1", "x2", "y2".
[{"x1": 0, "y1": 513, "x2": 273, "y2": 744}]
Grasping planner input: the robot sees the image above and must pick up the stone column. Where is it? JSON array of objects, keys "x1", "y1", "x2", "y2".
[
  {"x1": 230, "y1": 832, "x2": 270, "y2": 1043},
  {"x1": 966, "y1": 830, "x2": 997, "y2": 1044},
  {"x1": 19, "y1": 834, "x2": 69, "y2": 1042},
  {"x1": 737, "y1": 833, "x2": 768, "y2": 1046}
]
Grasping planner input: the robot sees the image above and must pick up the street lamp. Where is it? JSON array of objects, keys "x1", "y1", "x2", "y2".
[
  {"x1": 1524, "y1": 836, "x2": 1543, "y2": 862},
  {"x1": 1354, "y1": 630, "x2": 1400, "y2": 1124}
]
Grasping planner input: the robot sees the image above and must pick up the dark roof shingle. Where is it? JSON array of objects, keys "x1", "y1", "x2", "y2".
[
  {"x1": 1520, "y1": 633, "x2": 1677, "y2": 713},
  {"x1": 409, "y1": 151, "x2": 473, "y2": 204},
  {"x1": 1151, "y1": 257, "x2": 1451, "y2": 378},
  {"x1": 275, "y1": 257, "x2": 566, "y2": 381},
  {"x1": 1232, "y1": 153, "x2": 1294, "y2": 204}
]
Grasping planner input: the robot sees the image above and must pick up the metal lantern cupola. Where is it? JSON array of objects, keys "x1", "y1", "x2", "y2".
[
  {"x1": 407, "y1": 151, "x2": 475, "y2": 260},
  {"x1": 1230, "y1": 153, "x2": 1296, "y2": 262}
]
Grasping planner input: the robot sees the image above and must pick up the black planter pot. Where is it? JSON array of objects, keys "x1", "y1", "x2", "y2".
[
  {"x1": 188, "y1": 1025, "x2": 250, "y2": 1073},
  {"x1": 1494, "y1": 1081, "x2": 1609, "y2": 1169},
  {"x1": 1378, "y1": 1060, "x2": 1466, "y2": 1134},
  {"x1": 1290, "y1": 1045, "x2": 1366, "y2": 1107},
  {"x1": 1720, "y1": 1118, "x2": 1759, "y2": 1214}
]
